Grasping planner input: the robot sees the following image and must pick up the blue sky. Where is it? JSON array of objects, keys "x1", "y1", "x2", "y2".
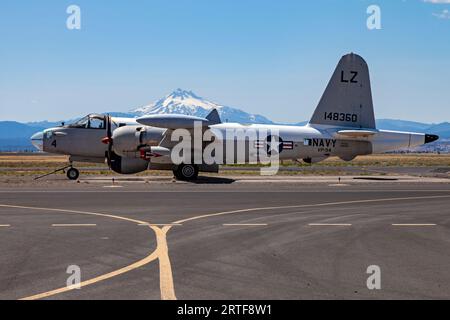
[{"x1": 0, "y1": 0, "x2": 449, "y2": 123}]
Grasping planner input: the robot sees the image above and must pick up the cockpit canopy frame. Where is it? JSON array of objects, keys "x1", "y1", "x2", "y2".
[{"x1": 66, "y1": 114, "x2": 106, "y2": 129}]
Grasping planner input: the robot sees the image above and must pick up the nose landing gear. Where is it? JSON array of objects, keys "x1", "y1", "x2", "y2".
[
  {"x1": 66, "y1": 167, "x2": 80, "y2": 180},
  {"x1": 34, "y1": 164, "x2": 80, "y2": 181}
]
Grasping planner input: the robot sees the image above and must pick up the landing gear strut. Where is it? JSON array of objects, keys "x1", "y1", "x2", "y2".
[{"x1": 173, "y1": 164, "x2": 199, "y2": 181}]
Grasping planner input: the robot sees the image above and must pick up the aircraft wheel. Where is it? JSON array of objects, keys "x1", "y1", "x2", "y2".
[
  {"x1": 174, "y1": 164, "x2": 199, "y2": 181},
  {"x1": 67, "y1": 168, "x2": 80, "y2": 180}
]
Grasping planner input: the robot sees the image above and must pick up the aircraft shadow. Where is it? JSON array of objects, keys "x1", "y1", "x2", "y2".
[
  {"x1": 190, "y1": 176, "x2": 236, "y2": 184},
  {"x1": 353, "y1": 177, "x2": 399, "y2": 181}
]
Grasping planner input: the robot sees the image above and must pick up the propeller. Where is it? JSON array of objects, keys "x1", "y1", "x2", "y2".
[{"x1": 101, "y1": 115, "x2": 114, "y2": 168}]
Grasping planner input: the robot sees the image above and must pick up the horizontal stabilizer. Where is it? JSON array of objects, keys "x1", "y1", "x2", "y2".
[{"x1": 336, "y1": 130, "x2": 378, "y2": 138}]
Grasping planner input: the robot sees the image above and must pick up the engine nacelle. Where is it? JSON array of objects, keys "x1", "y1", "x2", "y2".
[
  {"x1": 339, "y1": 155, "x2": 357, "y2": 162},
  {"x1": 110, "y1": 152, "x2": 149, "y2": 174},
  {"x1": 336, "y1": 140, "x2": 372, "y2": 161},
  {"x1": 303, "y1": 157, "x2": 328, "y2": 164},
  {"x1": 112, "y1": 126, "x2": 165, "y2": 157}
]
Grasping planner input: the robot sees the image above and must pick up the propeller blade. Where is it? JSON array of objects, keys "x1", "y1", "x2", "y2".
[
  {"x1": 105, "y1": 115, "x2": 113, "y2": 168},
  {"x1": 107, "y1": 114, "x2": 112, "y2": 139}
]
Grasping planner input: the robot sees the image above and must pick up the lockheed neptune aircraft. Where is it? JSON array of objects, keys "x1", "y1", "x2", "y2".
[{"x1": 31, "y1": 53, "x2": 439, "y2": 180}]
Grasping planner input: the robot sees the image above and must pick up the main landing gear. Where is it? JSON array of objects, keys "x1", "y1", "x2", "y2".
[{"x1": 173, "y1": 164, "x2": 199, "y2": 181}]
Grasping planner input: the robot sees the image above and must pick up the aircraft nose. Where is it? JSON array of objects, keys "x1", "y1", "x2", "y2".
[
  {"x1": 425, "y1": 134, "x2": 439, "y2": 144},
  {"x1": 31, "y1": 131, "x2": 44, "y2": 151}
]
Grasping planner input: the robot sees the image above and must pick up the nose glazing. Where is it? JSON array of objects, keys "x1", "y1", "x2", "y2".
[{"x1": 31, "y1": 131, "x2": 44, "y2": 151}]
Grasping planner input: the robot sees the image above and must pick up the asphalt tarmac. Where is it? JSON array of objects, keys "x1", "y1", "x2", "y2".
[{"x1": 0, "y1": 176, "x2": 449, "y2": 300}]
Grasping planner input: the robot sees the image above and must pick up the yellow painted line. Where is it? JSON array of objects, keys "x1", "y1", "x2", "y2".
[
  {"x1": 2, "y1": 189, "x2": 450, "y2": 194},
  {"x1": 23, "y1": 224, "x2": 176, "y2": 301},
  {"x1": 139, "y1": 224, "x2": 182, "y2": 226},
  {"x1": 173, "y1": 195, "x2": 450, "y2": 225},
  {"x1": 223, "y1": 223, "x2": 268, "y2": 227},
  {"x1": 0, "y1": 204, "x2": 166, "y2": 300},
  {"x1": 52, "y1": 224, "x2": 97, "y2": 227},
  {"x1": 5, "y1": 194, "x2": 450, "y2": 300},
  {"x1": 392, "y1": 224, "x2": 437, "y2": 227},
  {"x1": 151, "y1": 226, "x2": 177, "y2": 300},
  {"x1": 0, "y1": 204, "x2": 148, "y2": 225},
  {"x1": 309, "y1": 223, "x2": 352, "y2": 226},
  {"x1": 21, "y1": 248, "x2": 159, "y2": 300}
]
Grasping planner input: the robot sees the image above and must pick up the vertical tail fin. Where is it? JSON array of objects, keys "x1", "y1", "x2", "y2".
[{"x1": 309, "y1": 53, "x2": 376, "y2": 129}]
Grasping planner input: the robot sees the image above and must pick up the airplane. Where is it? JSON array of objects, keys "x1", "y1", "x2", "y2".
[{"x1": 31, "y1": 53, "x2": 439, "y2": 181}]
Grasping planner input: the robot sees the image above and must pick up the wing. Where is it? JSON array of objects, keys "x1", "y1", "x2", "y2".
[
  {"x1": 136, "y1": 109, "x2": 221, "y2": 129},
  {"x1": 136, "y1": 109, "x2": 222, "y2": 149}
]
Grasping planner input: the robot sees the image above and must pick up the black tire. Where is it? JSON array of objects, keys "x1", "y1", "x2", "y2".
[
  {"x1": 67, "y1": 168, "x2": 80, "y2": 180},
  {"x1": 174, "y1": 164, "x2": 199, "y2": 181}
]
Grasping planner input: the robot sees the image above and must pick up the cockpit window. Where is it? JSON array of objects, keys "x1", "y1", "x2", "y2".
[
  {"x1": 68, "y1": 116, "x2": 89, "y2": 128},
  {"x1": 67, "y1": 115, "x2": 105, "y2": 129},
  {"x1": 89, "y1": 116, "x2": 105, "y2": 129}
]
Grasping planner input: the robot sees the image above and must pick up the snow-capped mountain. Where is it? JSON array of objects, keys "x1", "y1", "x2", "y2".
[{"x1": 131, "y1": 89, "x2": 273, "y2": 124}]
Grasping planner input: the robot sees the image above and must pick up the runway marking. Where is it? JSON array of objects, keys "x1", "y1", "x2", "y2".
[
  {"x1": 138, "y1": 223, "x2": 182, "y2": 227},
  {"x1": 0, "y1": 204, "x2": 176, "y2": 301},
  {"x1": 21, "y1": 225, "x2": 176, "y2": 301},
  {"x1": 151, "y1": 226, "x2": 177, "y2": 300},
  {"x1": 0, "y1": 224, "x2": 11, "y2": 227},
  {"x1": 392, "y1": 224, "x2": 437, "y2": 227},
  {"x1": 172, "y1": 195, "x2": 450, "y2": 224},
  {"x1": 21, "y1": 248, "x2": 159, "y2": 300},
  {"x1": 223, "y1": 223, "x2": 268, "y2": 227},
  {"x1": 3, "y1": 193, "x2": 450, "y2": 301},
  {"x1": 52, "y1": 224, "x2": 97, "y2": 227},
  {"x1": 0, "y1": 204, "x2": 148, "y2": 225},
  {"x1": 308, "y1": 223, "x2": 352, "y2": 227},
  {"x1": 1, "y1": 189, "x2": 450, "y2": 194}
]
